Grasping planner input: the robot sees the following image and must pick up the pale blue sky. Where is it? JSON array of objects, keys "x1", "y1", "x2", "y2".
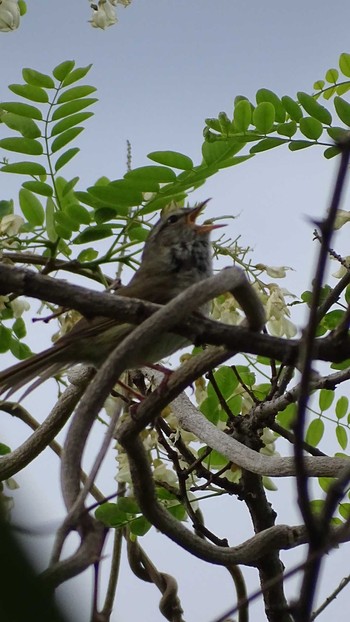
[{"x1": 2, "y1": 2, "x2": 350, "y2": 621}]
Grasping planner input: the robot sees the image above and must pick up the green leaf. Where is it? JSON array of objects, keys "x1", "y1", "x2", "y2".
[
  {"x1": 53, "y1": 60, "x2": 75, "y2": 82},
  {"x1": 62, "y1": 65, "x2": 93, "y2": 87},
  {"x1": 73, "y1": 224, "x2": 113, "y2": 244},
  {"x1": 281, "y1": 96, "x2": 303, "y2": 121},
  {"x1": 54, "y1": 211, "x2": 79, "y2": 233},
  {"x1": 299, "y1": 117, "x2": 323, "y2": 140},
  {"x1": 252, "y1": 102, "x2": 275, "y2": 133},
  {"x1": 65, "y1": 203, "x2": 91, "y2": 224},
  {"x1": 205, "y1": 117, "x2": 222, "y2": 132},
  {"x1": 236, "y1": 365, "x2": 256, "y2": 386},
  {"x1": 50, "y1": 127, "x2": 84, "y2": 154},
  {"x1": 327, "y1": 126, "x2": 350, "y2": 141},
  {"x1": 323, "y1": 310, "x2": 344, "y2": 330},
  {"x1": 61, "y1": 177, "x2": 79, "y2": 197},
  {"x1": 129, "y1": 516, "x2": 152, "y2": 537},
  {"x1": 147, "y1": 150, "x2": 193, "y2": 170},
  {"x1": 1, "y1": 112, "x2": 41, "y2": 138},
  {"x1": 325, "y1": 68, "x2": 339, "y2": 83},
  {"x1": 22, "y1": 181, "x2": 53, "y2": 197},
  {"x1": 0, "y1": 443, "x2": 11, "y2": 455},
  {"x1": 10, "y1": 339, "x2": 31, "y2": 360},
  {"x1": 55, "y1": 222, "x2": 72, "y2": 240},
  {"x1": 74, "y1": 191, "x2": 104, "y2": 209},
  {"x1": 336, "y1": 396, "x2": 348, "y2": 419},
  {"x1": 313, "y1": 80, "x2": 325, "y2": 90},
  {"x1": 0, "y1": 137, "x2": 43, "y2": 155},
  {"x1": 202, "y1": 449, "x2": 228, "y2": 468},
  {"x1": 129, "y1": 225, "x2": 149, "y2": 242},
  {"x1": 250, "y1": 137, "x2": 286, "y2": 153},
  {"x1": 218, "y1": 111, "x2": 231, "y2": 133},
  {"x1": 19, "y1": 188, "x2": 45, "y2": 226},
  {"x1": 288, "y1": 140, "x2": 314, "y2": 151},
  {"x1": 77, "y1": 248, "x2": 98, "y2": 262},
  {"x1": 94, "y1": 207, "x2": 119, "y2": 223},
  {"x1": 306, "y1": 418, "x2": 324, "y2": 446},
  {"x1": 125, "y1": 165, "x2": 176, "y2": 184},
  {"x1": 140, "y1": 192, "x2": 188, "y2": 215},
  {"x1": 8, "y1": 84, "x2": 49, "y2": 103},
  {"x1": 277, "y1": 121, "x2": 297, "y2": 137},
  {"x1": 0, "y1": 325, "x2": 11, "y2": 353},
  {"x1": 208, "y1": 366, "x2": 238, "y2": 401},
  {"x1": 276, "y1": 403, "x2": 297, "y2": 430},
  {"x1": 319, "y1": 388, "x2": 334, "y2": 411},
  {"x1": 339, "y1": 53, "x2": 350, "y2": 78},
  {"x1": 52, "y1": 98, "x2": 98, "y2": 121},
  {"x1": 0, "y1": 102, "x2": 42, "y2": 120},
  {"x1": 45, "y1": 197, "x2": 58, "y2": 242},
  {"x1": 54, "y1": 147, "x2": 80, "y2": 172},
  {"x1": 88, "y1": 181, "x2": 143, "y2": 208},
  {"x1": 233, "y1": 99, "x2": 252, "y2": 132},
  {"x1": 339, "y1": 502, "x2": 350, "y2": 519},
  {"x1": 22, "y1": 68, "x2": 55, "y2": 88},
  {"x1": 226, "y1": 394, "x2": 242, "y2": 417},
  {"x1": 0, "y1": 200, "x2": 14, "y2": 217},
  {"x1": 324, "y1": 146, "x2": 341, "y2": 159},
  {"x1": 57, "y1": 85, "x2": 97, "y2": 104},
  {"x1": 95, "y1": 503, "x2": 128, "y2": 527},
  {"x1": 50, "y1": 112, "x2": 93, "y2": 137},
  {"x1": 297, "y1": 92, "x2": 332, "y2": 124},
  {"x1": 117, "y1": 497, "x2": 140, "y2": 514},
  {"x1": 323, "y1": 86, "x2": 337, "y2": 101},
  {"x1": 1, "y1": 161, "x2": 46, "y2": 175},
  {"x1": 334, "y1": 96, "x2": 350, "y2": 126},
  {"x1": 256, "y1": 88, "x2": 286, "y2": 123},
  {"x1": 310, "y1": 500, "x2": 324, "y2": 515},
  {"x1": 336, "y1": 83, "x2": 350, "y2": 96},
  {"x1": 319, "y1": 477, "x2": 334, "y2": 492},
  {"x1": 200, "y1": 395, "x2": 219, "y2": 425},
  {"x1": 12, "y1": 318, "x2": 26, "y2": 339},
  {"x1": 202, "y1": 140, "x2": 242, "y2": 165},
  {"x1": 336, "y1": 426, "x2": 348, "y2": 450}
]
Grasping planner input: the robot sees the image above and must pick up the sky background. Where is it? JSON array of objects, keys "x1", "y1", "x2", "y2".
[{"x1": 2, "y1": 1, "x2": 350, "y2": 621}]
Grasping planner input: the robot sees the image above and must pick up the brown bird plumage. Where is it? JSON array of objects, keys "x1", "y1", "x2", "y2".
[{"x1": 0, "y1": 201, "x2": 224, "y2": 397}]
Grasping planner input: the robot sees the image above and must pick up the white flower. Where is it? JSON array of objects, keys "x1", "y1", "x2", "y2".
[
  {"x1": 332, "y1": 256, "x2": 350, "y2": 279},
  {"x1": 212, "y1": 293, "x2": 242, "y2": 325},
  {"x1": 117, "y1": 0, "x2": 131, "y2": 5},
  {"x1": 89, "y1": 0, "x2": 117, "y2": 28},
  {"x1": 334, "y1": 210, "x2": 350, "y2": 230},
  {"x1": 10, "y1": 298, "x2": 30, "y2": 318},
  {"x1": 265, "y1": 285, "x2": 297, "y2": 338},
  {"x1": 255, "y1": 263, "x2": 291, "y2": 279},
  {"x1": 153, "y1": 461, "x2": 177, "y2": 486},
  {"x1": 0, "y1": 0, "x2": 20, "y2": 32},
  {"x1": 268, "y1": 316, "x2": 297, "y2": 338},
  {"x1": 0, "y1": 214, "x2": 24, "y2": 236}
]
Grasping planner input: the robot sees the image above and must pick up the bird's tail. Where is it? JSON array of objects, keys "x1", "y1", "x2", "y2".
[{"x1": 0, "y1": 345, "x2": 70, "y2": 398}]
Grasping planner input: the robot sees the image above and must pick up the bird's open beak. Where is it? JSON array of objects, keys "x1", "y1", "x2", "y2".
[{"x1": 186, "y1": 199, "x2": 227, "y2": 233}]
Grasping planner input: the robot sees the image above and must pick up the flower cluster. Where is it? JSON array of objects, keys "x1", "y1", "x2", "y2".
[{"x1": 89, "y1": 0, "x2": 131, "y2": 30}]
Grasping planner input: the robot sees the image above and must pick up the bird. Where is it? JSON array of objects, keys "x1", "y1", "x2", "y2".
[{"x1": 0, "y1": 200, "x2": 224, "y2": 397}]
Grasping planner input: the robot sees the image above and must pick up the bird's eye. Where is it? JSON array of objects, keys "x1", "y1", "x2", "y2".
[{"x1": 166, "y1": 214, "x2": 180, "y2": 224}]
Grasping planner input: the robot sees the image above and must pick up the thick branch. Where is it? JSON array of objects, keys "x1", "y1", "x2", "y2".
[{"x1": 0, "y1": 264, "x2": 350, "y2": 364}]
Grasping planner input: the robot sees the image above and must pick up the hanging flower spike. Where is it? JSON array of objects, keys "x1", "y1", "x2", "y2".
[{"x1": 0, "y1": 0, "x2": 20, "y2": 32}]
